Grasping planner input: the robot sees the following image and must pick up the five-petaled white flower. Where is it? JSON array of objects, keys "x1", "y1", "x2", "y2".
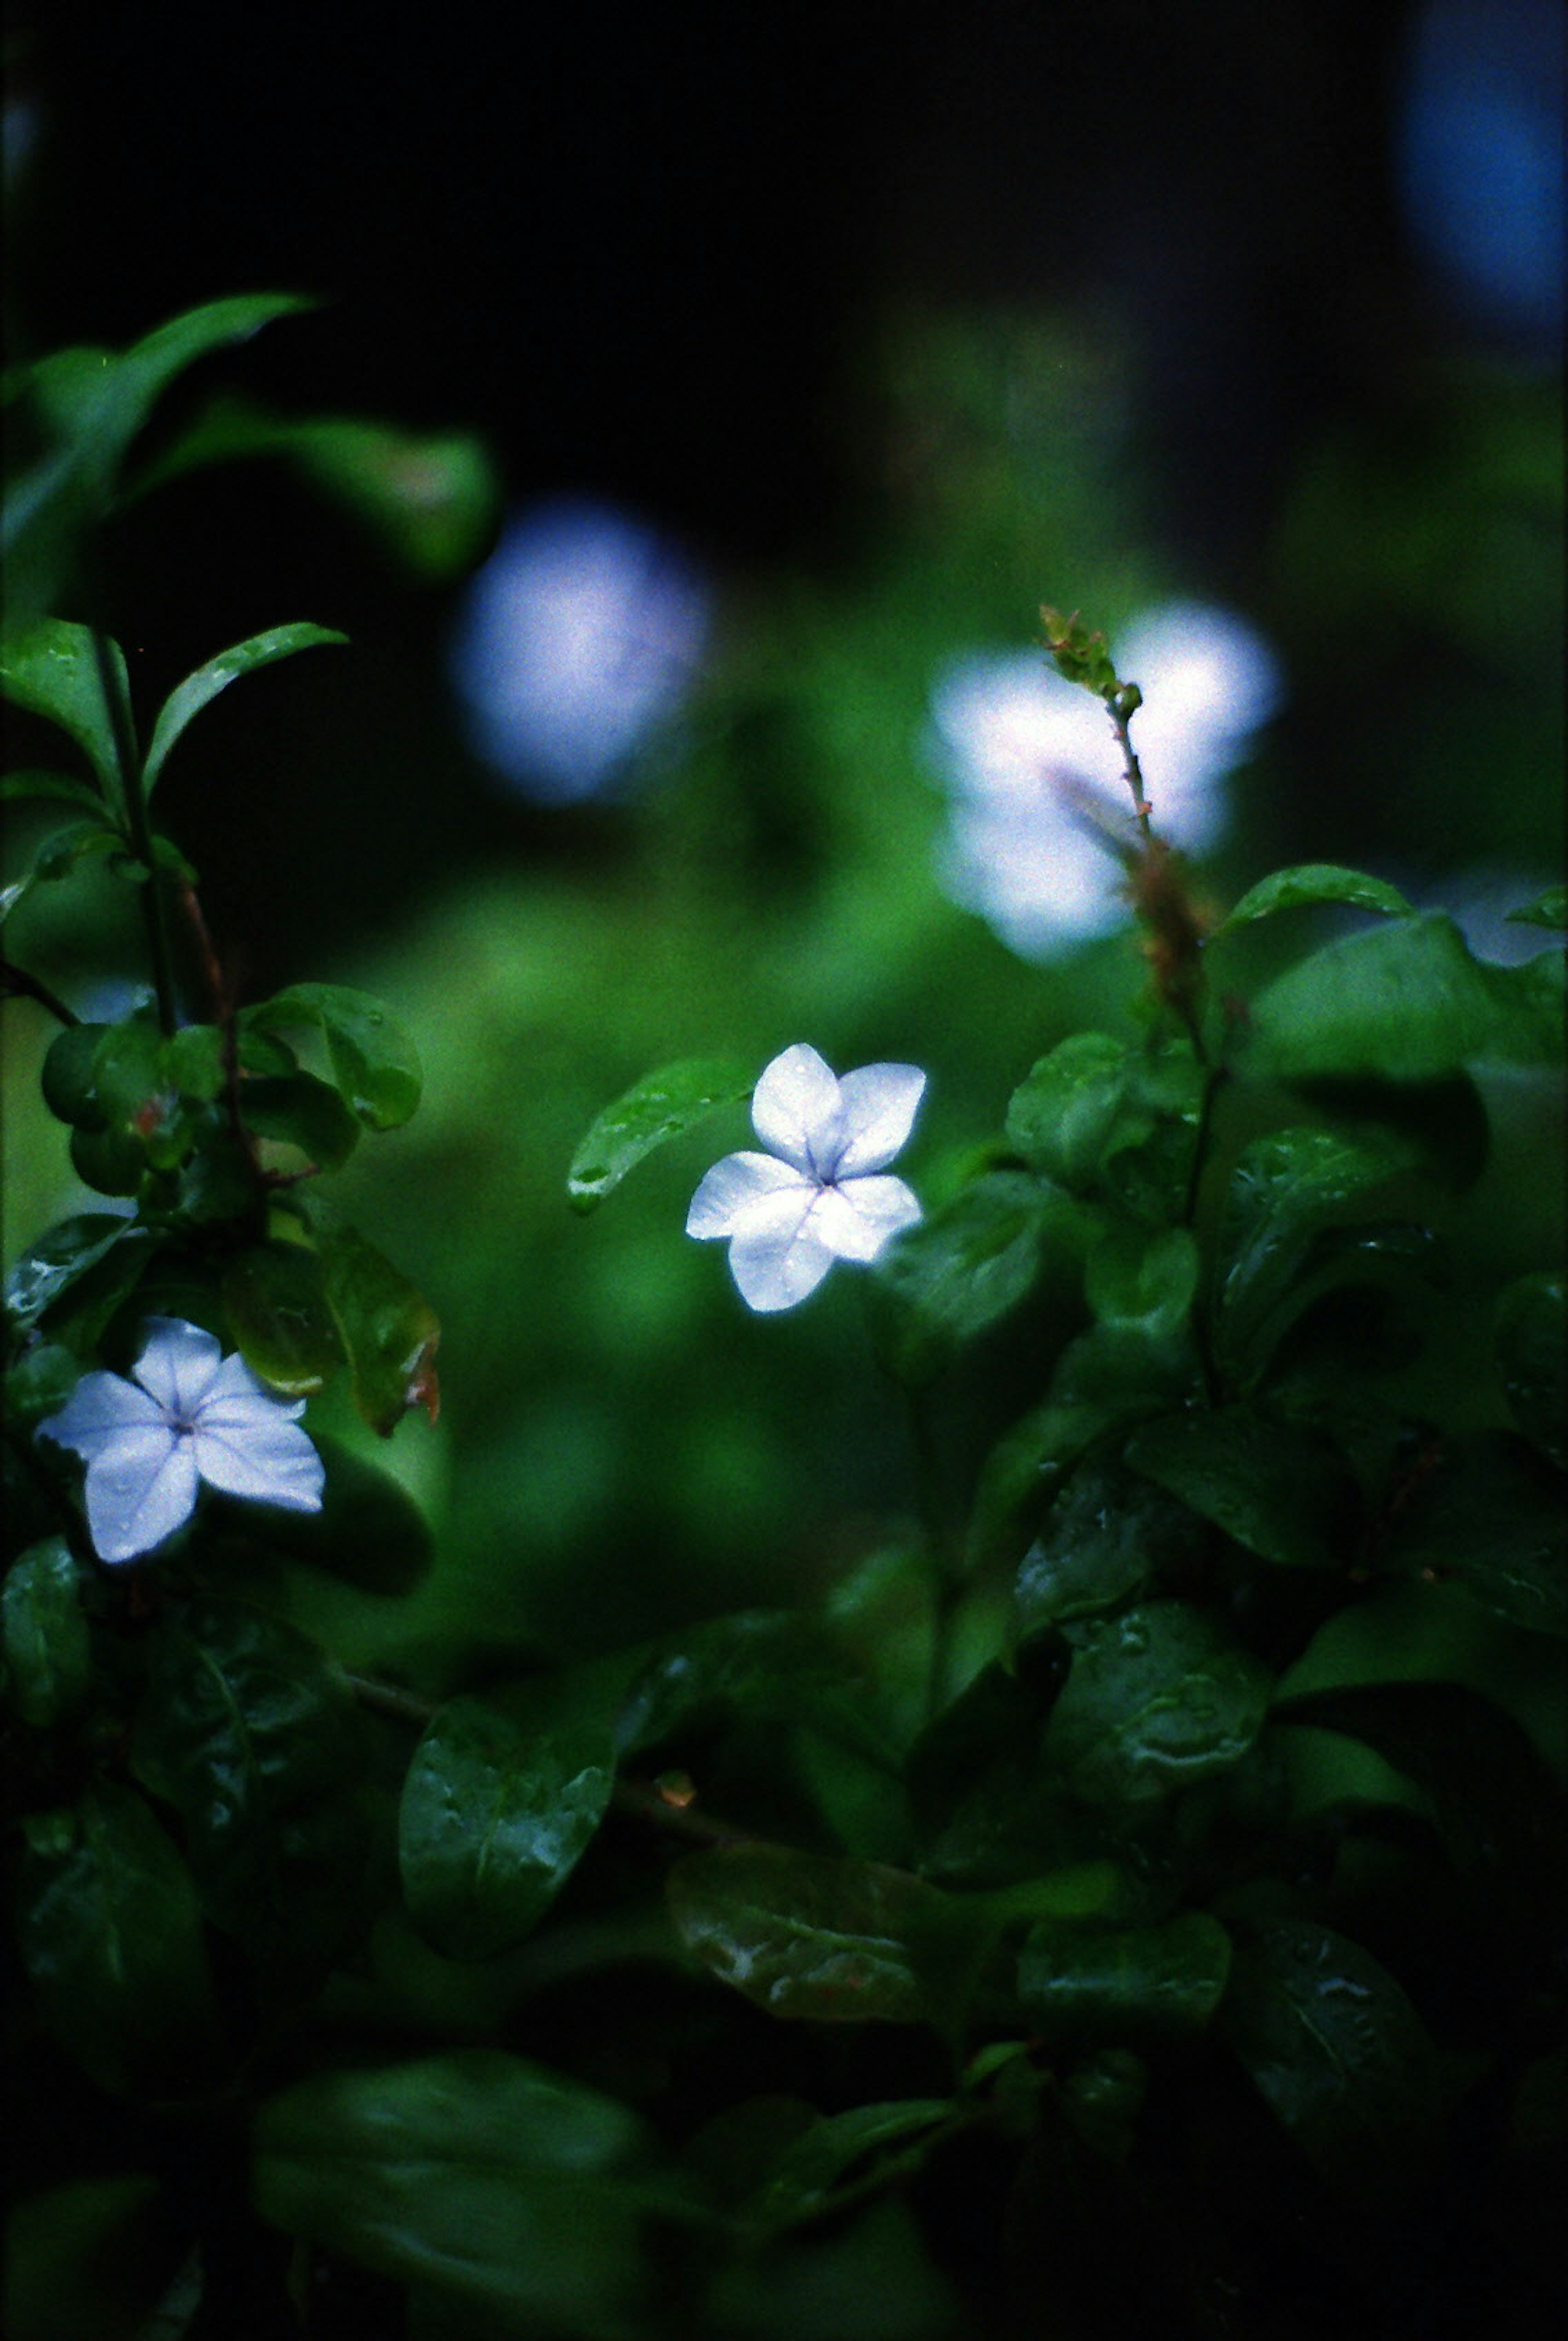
[
  {"x1": 38, "y1": 1317, "x2": 325, "y2": 1564},
  {"x1": 687, "y1": 1043, "x2": 925, "y2": 1312}
]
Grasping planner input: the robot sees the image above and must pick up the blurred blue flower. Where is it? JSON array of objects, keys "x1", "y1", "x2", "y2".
[
  {"x1": 449, "y1": 497, "x2": 711, "y2": 802},
  {"x1": 687, "y1": 1043, "x2": 925, "y2": 1312},
  {"x1": 39, "y1": 1317, "x2": 323, "y2": 1563},
  {"x1": 929, "y1": 602, "x2": 1281, "y2": 960}
]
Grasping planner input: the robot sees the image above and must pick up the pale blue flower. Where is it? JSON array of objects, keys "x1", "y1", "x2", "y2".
[
  {"x1": 38, "y1": 1317, "x2": 324, "y2": 1564},
  {"x1": 688, "y1": 1044, "x2": 925, "y2": 1312}
]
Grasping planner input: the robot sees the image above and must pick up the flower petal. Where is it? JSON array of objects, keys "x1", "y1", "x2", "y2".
[
  {"x1": 192, "y1": 1408, "x2": 325, "y2": 1511},
  {"x1": 133, "y1": 1317, "x2": 224, "y2": 1418},
  {"x1": 833, "y1": 1065, "x2": 926, "y2": 1178},
  {"x1": 202, "y1": 1349, "x2": 308, "y2": 1418},
  {"x1": 813, "y1": 1174, "x2": 924, "y2": 1263},
  {"x1": 749, "y1": 1044, "x2": 845, "y2": 1178},
  {"x1": 82, "y1": 1426, "x2": 198, "y2": 1563},
  {"x1": 38, "y1": 1370, "x2": 167, "y2": 1462},
  {"x1": 727, "y1": 1222, "x2": 837, "y2": 1311},
  {"x1": 687, "y1": 1151, "x2": 811, "y2": 1239}
]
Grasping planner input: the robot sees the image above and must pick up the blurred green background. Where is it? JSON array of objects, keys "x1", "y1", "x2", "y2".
[{"x1": 4, "y1": 0, "x2": 1562, "y2": 1686}]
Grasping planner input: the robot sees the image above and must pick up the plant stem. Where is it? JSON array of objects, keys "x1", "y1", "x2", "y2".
[
  {"x1": 92, "y1": 630, "x2": 178, "y2": 1036},
  {"x1": 0, "y1": 958, "x2": 80, "y2": 1025}
]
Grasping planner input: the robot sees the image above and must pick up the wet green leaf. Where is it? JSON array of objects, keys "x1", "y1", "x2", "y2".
[
  {"x1": 318, "y1": 1224, "x2": 440, "y2": 1432},
  {"x1": 243, "y1": 983, "x2": 421, "y2": 1130},
  {"x1": 1222, "y1": 1919, "x2": 1440, "y2": 2194},
  {"x1": 1007, "y1": 1034, "x2": 1203, "y2": 1222},
  {"x1": 1126, "y1": 1406, "x2": 1356, "y2": 1570},
  {"x1": 0, "y1": 622, "x2": 129, "y2": 794},
  {"x1": 1495, "y1": 1272, "x2": 1565, "y2": 1467},
  {"x1": 869, "y1": 1171, "x2": 1083, "y2": 1383},
  {"x1": 1018, "y1": 1911, "x2": 1232, "y2": 2043},
  {"x1": 142, "y1": 622, "x2": 348, "y2": 793},
  {"x1": 1047, "y1": 1602, "x2": 1272, "y2": 1804},
  {"x1": 0, "y1": 766, "x2": 106, "y2": 812},
  {"x1": 2, "y1": 1537, "x2": 90, "y2": 1728},
  {"x1": 1377, "y1": 1430, "x2": 1566, "y2": 1635},
  {"x1": 130, "y1": 1598, "x2": 368, "y2": 1979},
  {"x1": 748, "y1": 2099, "x2": 954, "y2": 2230},
  {"x1": 1007, "y1": 1034, "x2": 1135, "y2": 1191},
  {"x1": 238, "y1": 1069, "x2": 361, "y2": 1167},
  {"x1": 163, "y1": 1021, "x2": 227, "y2": 1102},
  {"x1": 1016, "y1": 1452, "x2": 1205, "y2": 1639},
  {"x1": 230, "y1": 1433, "x2": 433, "y2": 1594},
  {"x1": 1085, "y1": 1223, "x2": 1199, "y2": 1337},
  {"x1": 616, "y1": 1608, "x2": 893, "y2": 1767},
  {"x1": 567, "y1": 1055, "x2": 754, "y2": 1211},
  {"x1": 40, "y1": 1022, "x2": 109, "y2": 1128},
  {"x1": 31, "y1": 821, "x2": 132, "y2": 883},
  {"x1": 1247, "y1": 913, "x2": 1565, "y2": 1080},
  {"x1": 14, "y1": 1782, "x2": 221, "y2": 2094},
  {"x1": 253, "y1": 2050, "x2": 672, "y2": 2334},
  {"x1": 222, "y1": 1240, "x2": 343, "y2": 1393},
  {"x1": 400, "y1": 1687, "x2": 615, "y2": 1958},
  {"x1": 1217, "y1": 863, "x2": 1417, "y2": 932},
  {"x1": 4, "y1": 1214, "x2": 148, "y2": 1332}
]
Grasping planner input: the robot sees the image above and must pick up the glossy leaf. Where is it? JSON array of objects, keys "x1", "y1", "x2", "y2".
[
  {"x1": 3, "y1": 1214, "x2": 148, "y2": 1332},
  {"x1": 142, "y1": 622, "x2": 349, "y2": 793},
  {"x1": 1376, "y1": 1430, "x2": 1566, "y2": 1635},
  {"x1": 2, "y1": 1537, "x2": 90, "y2": 1727},
  {"x1": 40, "y1": 1022, "x2": 109, "y2": 1127},
  {"x1": 130, "y1": 1597, "x2": 368, "y2": 1978},
  {"x1": 992, "y1": 1323, "x2": 1205, "y2": 1506},
  {"x1": 1495, "y1": 1272, "x2": 1565, "y2": 1467},
  {"x1": 90, "y1": 1017, "x2": 168, "y2": 1128},
  {"x1": 1217, "y1": 863, "x2": 1416, "y2": 932},
  {"x1": 243, "y1": 984, "x2": 421, "y2": 1130},
  {"x1": 1047, "y1": 1602, "x2": 1272, "y2": 1805},
  {"x1": 1246, "y1": 913, "x2": 1565, "y2": 1080},
  {"x1": 0, "y1": 766, "x2": 106, "y2": 812},
  {"x1": 13, "y1": 1783, "x2": 221, "y2": 2094},
  {"x1": 1126, "y1": 1405, "x2": 1356, "y2": 1570},
  {"x1": 1085, "y1": 1223, "x2": 1199, "y2": 1338},
  {"x1": 252, "y1": 2049, "x2": 670, "y2": 2335},
  {"x1": 568, "y1": 1055, "x2": 754, "y2": 1212},
  {"x1": 238, "y1": 1069, "x2": 361, "y2": 1167},
  {"x1": 667, "y1": 1844, "x2": 975, "y2": 2026},
  {"x1": 0, "y1": 621, "x2": 129, "y2": 794},
  {"x1": 32, "y1": 821, "x2": 133, "y2": 883},
  {"x1": 616, "y1": 1608, "x2": 894, "y2": 1766},
  {"x1": 1018, "y1": 1911, "x2": 1232, "y2": 2042},
  {"x1": 400, "y1": 1687, "x2": 615, "y2": 1959},
  {"x1": 1007, "y1": 1035, "x2": 1202, "y2": 1219},
  {"x1": 869, "y1": 1171, "x2": 1082, "y2": 1383},
  {"x1": 1015, "y1": 1452, "x2": 1205, "y2": 1639},
  {"x1": 318, "y1": 1224, "x2": 440, "y2": 1432},
  {"x1": 163, "y1": 1020, "x2": 227, "y2": 1102},
  {"x1": 222, "y1": 1239, "x2": 344, "y2": 1394},
  {"x1": 748, "y1": 2099, "x2": 955, "y2": 2230},
  {"x1": 1222, "y1": 1919, "x2": 1440, "y2": 2194},
  {"x1": 1006, "y1": 1034, "x2": 1135, "y2": 1192}
]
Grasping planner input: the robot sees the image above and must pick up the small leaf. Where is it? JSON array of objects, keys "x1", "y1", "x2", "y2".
[
  {"x1": 1085, "y1": 1223, "x2": 1199, "y2": 1338},
  {"x1": 1126, "y1": 1406, "x2": 1357, "y2": 1570},
  {"x1": 667, "y1": 1844, "x2": 976, "y2": 2027},
  {"x1": 1018, "y1": 1912, "x2": 1232, "y2": 2043},
  {"x1": 0, "y1": 767, "x2": 105, "y2": 812},
  {"x1": 142, "y1": 622, "x2": 349, "y2": 793},
  {"x1": 1377, "y1": 1430, "x2": 1566, "y2": 1635},
  {"x1": 3, "y1": 1214, "x2": 149, "y2": 1332},
  {"x1": 222, "y1": 1240, "x2": 344, "y2": 1394},
  {"x1": 2, "y1": 1537, "x2": 90, "y2": 1727},
  {"x1": 1216, "y1": 863, "x2": 1417, "y2": 933},
  {"x1": 399, "y1": 1686, "x2": 615, "y2": 1959},
  {"x1": 567, "y1": 1056, "x2": 754, "y2": 1212},
  {"x1": 0, "y1": 621, "x2": 129, "y2": 794},
  {"x1": 163, "y1": 1021, "x2": 227, "y2": 1102},
  {"x1": 1047, "y1": 1602, "x2": 1272, "y2": 1805},
  {"x1": 869, "y1": 1171, "x2": 1085, "y2": 1384},
  {"x1": 1246, "y1": 912, "x2": 1565, "y2": 1080},
  {"x1": 14, "y1": 1783, "x2": 222, "y2": 2095},
  {"x1": 1505, "y1": 885, "x2": 1566, "y2": 931},
  {"x1": 1007, "y1": 1035, "x2": 1203, "y2": 1217},
  {"x1": 318, "y1": 1223, "x2": 440, "y2": 1431},
  {"x1": 748, "y1": 2099, "x2": 955, "y2": 2230},
  {"x1": 1221, "y1": 1919, "x2": 1440, "y2": 2195},
  {"x1": 243, "y1": 983, "x2": 421, "y2": 1130},
  {"x1": 1494, "y1": 1272, "x2": 1565, "y2": 1467},
  {"x1": 1015, "y1": 1452, "x2": 1205, "y2": 1640},
  {"x1": 616, "y1": 1608, "x2": 893, "y2": 1767},
  {"x1": 40, "y1": 1022, "x2": 109, "y2": 1128},
  {"x1": 238, "y1": 1069, "x2": 361, "y2": 1167}
]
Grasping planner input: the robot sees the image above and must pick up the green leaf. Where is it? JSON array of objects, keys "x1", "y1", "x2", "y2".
[
  {"x1": 1506, "y1": 884, "x2": 1566, "y2": 931},
  {"x1": 40, "y1": 1022, "x2": 109, "y2": 1127},
  {"x1": 252, "y1": 2050, "x2": 673, "y2": 2335},
  {"x1": 667, "y1": 1844, "x2": 978, "y2": 2027},
  {"x1": 32, "y1": 821, "x2": 134, "y2": 883},
  {"x1": 1125, "y1": 1406, "x2": 1357, "y2": 1570},
  {"x1": 227, "y1": 1432, "x2": 433, "y2": 1595},
  {"x1": 221, "y1": 1239, "x2": 344, "y2": 1394},
  {"x1": 567, "y1": 1055, "x2": 754, "y2": 1212},
  {"x1": 1376, "y1": 1430, "x2": 1566, "y2": 1635},
  {"x1": 1, "y1": 2172, "x2": 182, "y2": 2341},
  {"x1": 869, "y1": 1171, "x2": 1084, "y2": 1383},
  {"x1": 1085, "y1": 1223, "x2": 1199, "y2": 1338},
  {"x1": 1246, "y1": 912, "x2": 1566, "y2": 1080},
  {"x1": 14, "y1": 1783, "x2": 222, "y2": 2095},
  {"x1": 243, "y1": 983, "x2": 421, "y2": 1130},
  {"x1": 1015, "y1": 1452, "x2": 1205, "y2": 1640},
  {"x1": 89, "y1": 1017, "x2": 167, "y2": 1127},
  {"x1": 2, "y1": 1537, "x2": 90, "y2": 1728},
  {"x1": 1007, "y1": 1034, "x2": 1136, "y2": 1191},
  {"x1": 142, "y1": 622, "x2": 349, "y2": 794},
  {"x1": 399, "y1": 1686, "x2": 615, "y2": 1959},
  {"x1": 130, "y1": 1598, "x2": 369, "y2": 1980},
  {"x1": 318, "y1": 1224, "x2": 440, "y2": 1432},
  {"x1": 4, "y1": 1214, "x2": 150, "y2": 1332},
  {"x1": 0, "y1": 622, "x2": 130, "y2": 795},
  {"x1": 1221, "y1": 1919, "x2": 1440, "y2": 2195},
  {"x1": 989, "y1": 1323, "x2": 1204, "y2": 1504},
  {"x1": 1018, "y1": 1911, "x2": 1232, "y2": 2043},
  {"x1": 0, "y1": 766, "x2": 105, "y2": 812},
  {"x1": 238, "y1": 1069, "x2": 361, "y2": 1167},
  {"x1": 1007, "y1": 1035, "x2": 1203, "y2": 1218},
  {"x1": 747, "y1": 2099, "x2": 955, "y2": 2231},
  {"x1": 163, "y1": 1021, "x2": 227, "y2": 1102},
  {"x1": 1495, "y1": 1272, "x2": 1565, "y2": 1467},
  {"x1": 1216, "y1": 863, "x2": 1417, "y2": 932},
  {"x1": 1047, "y1": 1602, "x2": 1272, "y2": 1805},
  {"x1": 616, "y1": 1608, "x2": 894, "y2": 1768}
]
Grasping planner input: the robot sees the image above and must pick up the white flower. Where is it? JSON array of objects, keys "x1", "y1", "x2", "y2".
[
  {"x1": 38, "y1": 1317, "x2": 325, "y2": 1564},
  {"x1": 687, "y1": 1043, "x2": 925, "y2": 1312},
  {"x1": 929, "y1": 601, "x2": 1282, "y2": 959}
]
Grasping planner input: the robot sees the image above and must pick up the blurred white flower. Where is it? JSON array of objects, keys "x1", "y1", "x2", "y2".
[
  {"x1": 38, "y1": 1317, "x2": 324, "y2": 1564},
  {"x1": 449, "y1": 497, "x2": 710, "y2": 802},
  {"x1": 929, "y1": 602, "x2": 1282, "y2": 959},
  {"x1": 687, "y1": 1043, "x2": 925, "y2": 1312}
]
